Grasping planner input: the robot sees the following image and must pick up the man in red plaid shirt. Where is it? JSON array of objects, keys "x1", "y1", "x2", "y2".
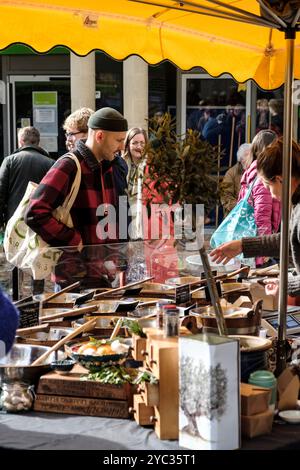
[{"x1": 25, "y1": 107, "x2": 128, "y2": 288}]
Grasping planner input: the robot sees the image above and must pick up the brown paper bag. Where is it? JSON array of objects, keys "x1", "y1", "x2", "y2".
[{"x1": 277, "y1": 368, "x2": 300, "y2": 411}]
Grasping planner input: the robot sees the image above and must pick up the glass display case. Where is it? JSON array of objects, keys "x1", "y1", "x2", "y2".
[{"x1": 2, "y1": 237, "x2": 240, "y2": 300}]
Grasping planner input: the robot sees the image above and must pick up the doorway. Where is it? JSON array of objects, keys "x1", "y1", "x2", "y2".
[{"x1": 8, "y1": 75, "x2": 70, "y2": 159}]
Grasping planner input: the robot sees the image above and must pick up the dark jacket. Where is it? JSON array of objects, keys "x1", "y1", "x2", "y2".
[{"x1": 0, "y1": 145, "x2": 53, "y2": 226}]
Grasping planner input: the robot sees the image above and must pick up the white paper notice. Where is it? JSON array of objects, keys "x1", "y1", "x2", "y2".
[
  {"x1": 35, "y1": 108, "x2": 55, "y2": 123},
  {"x1": 40, "y1": 136, "x2": 58, "y2": 152}
]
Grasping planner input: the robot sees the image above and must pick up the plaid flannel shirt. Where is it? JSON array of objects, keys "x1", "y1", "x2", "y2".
[
  {"x1": 25, "y1": 140, "x2": 127, "y2": 247},
  {"x1": 25, "y1": 141, "x2": 128, "y2": 287}
]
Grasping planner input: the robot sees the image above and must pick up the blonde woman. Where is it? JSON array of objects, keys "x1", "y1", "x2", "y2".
[{"x1": 123, "y1": 127, "x2": 148, "y2": 239}]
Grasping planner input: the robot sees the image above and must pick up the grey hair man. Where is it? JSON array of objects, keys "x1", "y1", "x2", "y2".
[
  {"x1": 0, "y1": 126, "x2": 54, "y2": 228},
  {"x1": 220, "y1": 142, "x2": 251, "y2": 217}
]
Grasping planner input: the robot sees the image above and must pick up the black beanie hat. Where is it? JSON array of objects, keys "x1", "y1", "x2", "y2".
[{"x1": 88, "y1": 107, "x2": 128, "y2": 132}]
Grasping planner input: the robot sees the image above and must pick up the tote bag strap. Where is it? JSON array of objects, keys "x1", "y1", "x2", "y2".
[
  {"x1": 244, "y1": 176, "x2": 258, "y2": 201},
  {"x1": 59, "y1": 152, "x2": 82, "y2": 214}
]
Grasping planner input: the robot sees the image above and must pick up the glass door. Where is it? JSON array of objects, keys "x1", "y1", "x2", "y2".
[
  {"x1": 8, "y1": 75, "x2": 70, "y2": 159},
  {"x1": 181, "y1": 74, "x2": 247, "y2": 168}
]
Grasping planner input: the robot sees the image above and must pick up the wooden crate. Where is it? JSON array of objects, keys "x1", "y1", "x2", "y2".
[
  {"x1": 34, "y1": 395, "x2": 130, "y2": 418},
  {"x1": 34, "y1": 364, "x2": 134, "y2": 418}
]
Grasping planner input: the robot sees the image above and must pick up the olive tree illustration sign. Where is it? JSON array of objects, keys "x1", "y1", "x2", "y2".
[{"x1": 180, "y1": 356, "x2": 227, "y2": 440}]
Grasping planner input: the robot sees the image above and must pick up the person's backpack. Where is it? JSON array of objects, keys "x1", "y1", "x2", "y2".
[{"x1": 3, "y1": 153, "x2": 81, "y2": 280}]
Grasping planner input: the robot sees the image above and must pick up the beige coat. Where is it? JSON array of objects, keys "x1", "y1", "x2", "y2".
[{"x1": 220, "y1": 162, "x2": 243, "y2": 217}]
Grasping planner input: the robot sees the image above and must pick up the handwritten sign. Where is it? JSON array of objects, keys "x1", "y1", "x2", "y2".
[
  {"x1": 18, "y1": 301, "x2": 40, "y2": 328},
  {"x1": 175, "y1": 284, "x2": 191, "y2": 305}
]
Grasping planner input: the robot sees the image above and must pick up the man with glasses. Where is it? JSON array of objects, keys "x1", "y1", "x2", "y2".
[{"x1": 63, "y1": 107, "x2": 94, "y2": 152}]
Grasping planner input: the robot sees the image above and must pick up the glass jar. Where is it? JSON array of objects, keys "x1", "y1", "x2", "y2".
[
  {"x1": 163, "y1": 305, "x2": 179, "y2": 337},
  {"x1": 156, "y1": 300, "x2": 170, "y2": 329},
  {"x1": 0, "y1": 381, "x2": 35, "y2": 412}
]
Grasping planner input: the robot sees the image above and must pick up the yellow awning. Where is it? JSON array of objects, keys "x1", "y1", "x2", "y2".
[{"x1": 0, "y1": 0, "x2": 299, "y2": 89}]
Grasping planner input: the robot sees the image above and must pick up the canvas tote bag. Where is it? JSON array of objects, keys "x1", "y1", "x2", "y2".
[{"x1": 4, "y1": 153, "x2": 81, "y2": 280}]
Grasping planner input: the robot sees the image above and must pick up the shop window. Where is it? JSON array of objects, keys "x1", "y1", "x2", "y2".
[{"x1": 95, "y1": 53, "x2": 123, "y2": 112}]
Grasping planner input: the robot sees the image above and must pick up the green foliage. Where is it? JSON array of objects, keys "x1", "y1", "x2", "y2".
[
  {"x1": 82, "y1": 365, "x2": 137, "y2": 385},
  {"x1": 133, "y1": 370, "x2": 158, "y2": 385},
  {"x1": 121, "y1": 318, "x2": 147, "y2": 338},
  {"x1": 146, "y1": 113, "x2": 220, "y2": 210}
]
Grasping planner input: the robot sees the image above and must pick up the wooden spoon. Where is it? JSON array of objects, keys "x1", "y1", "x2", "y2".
[
  {"x1": 109, "y1": 317, "x2": 123, "y2": 340},
  {"x1": 31, "y1": 317, "x2": 96, "y2": 366},
  {"x1": 93, "y1": 277, "x2": 154, "y2": 300},
  {"x1": 43, "y1": 281, "x2": 80, "y2": 303},
  {"x1": 16, "y1": 323, "x2": 50, "y2": 336},
  {"x1": 40, "y1": 304, "x2": 99, "y2": 322}
]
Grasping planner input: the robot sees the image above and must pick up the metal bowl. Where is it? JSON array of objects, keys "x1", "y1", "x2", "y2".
[
  {"x1": 0, "y1": 344, "x2": 65, "y2": 384},
  {"x1": 191, "y1": 306, "x2": 252, "y2": 317},
  {"x1": 190, "y1": 306, "x2": 260, "y2": 336},
  {"x1": 34, "y1": 293, "x2": 82, "y2": 308},
  {"x1": 165, "y1": 276, "x2": 201, "y2": 286},
  {"x1": 72, "y1": 317, "x2": 126, "y2": 337},
  {"x1": 17, "y1": 327, "x2": 74, "y2": 347},
  {"x1": 50, "y1": 359, "x2": 76, "y2": 375}
]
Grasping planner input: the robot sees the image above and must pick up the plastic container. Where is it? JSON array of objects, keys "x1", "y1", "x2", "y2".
[
  {"x1": 248, "y1": 370, "x2": 277, "y2": 412},
  {"x1": 155, "y1": 300, "x2": 170, "y2": 329},
  {"x1": 0, "y1": 381, "x2": 35, "y2": 412},
  {"x1": 163, "y1": 305, "x2": 179, "y2": 337}
]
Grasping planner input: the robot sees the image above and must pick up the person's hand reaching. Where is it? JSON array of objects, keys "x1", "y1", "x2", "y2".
[
  {"x1": 265, "y1": 278, "x2": 279, "y2": 297},
  {"x1": 210, "y1": 240, "x2": 243, "y2": 264}
]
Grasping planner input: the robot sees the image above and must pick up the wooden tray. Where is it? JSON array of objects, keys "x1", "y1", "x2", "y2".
[{"x1": 34, "y1": 364, "x2": 135, "y2": 418}]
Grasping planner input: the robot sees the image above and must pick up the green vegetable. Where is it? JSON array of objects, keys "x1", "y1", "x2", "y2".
[
  {"x1": 121, "y1": 319, "x2": 147, "y2": 338},
  {"x1": 80, "y1": 365, "x2": 139, "y2": 385},
  {"x1": 133, "y1": 370, "x2": 158, "y2": 385}
]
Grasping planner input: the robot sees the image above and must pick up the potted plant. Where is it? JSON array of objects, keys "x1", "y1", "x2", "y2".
[{"x1": 145, "y1": 113, "x2": 220, "y2": 244}]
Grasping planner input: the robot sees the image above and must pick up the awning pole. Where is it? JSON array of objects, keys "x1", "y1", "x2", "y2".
[{"x1": 276, "y1": 34, "x2": 295, "y2": 376}]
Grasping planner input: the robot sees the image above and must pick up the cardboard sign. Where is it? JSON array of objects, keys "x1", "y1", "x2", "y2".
[
  {"x1": 175, "y1": 284, "x2": 191, "y2": 305},
  {"x1": 18, "y1": 301, "x2": 40, "y2": 328},
  {"x1": 179, "y1": 334, "x2": 240, "y2": 450}
]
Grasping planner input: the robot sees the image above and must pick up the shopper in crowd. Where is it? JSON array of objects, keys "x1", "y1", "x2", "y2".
[
  {"x1": 0, "y1": 126, "x2": 53, "y2": 229},
  {"x1": 237, "y1": 129, "x2": 279, "y2": 267},
  {"x1": 63, "y1": 107, "x2": 94, "y2": 152},
  {"x1": 220, "y1": 142, "x2": 251, "y2": 217},
  {"x1": 25, "y1": 107, "x2": 129, "y2": 288},
  {"x1": 269, "y1": 98, "x2": 284, "y2": 136},
  {"x1": 123, "y1": 127, "x2": 148, "y2": 239},
  {"x1": 0, "y1": 288, "x2": 19, "y2": 359},
  {"x1": 0, "y1": 127, "x2": 54, "y2": 294},
  {"x1": 210, "y1": 138, "x2": 300, "y2": 298}
]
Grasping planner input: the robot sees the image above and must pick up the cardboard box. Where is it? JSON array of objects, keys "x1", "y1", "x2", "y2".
[
  {"x1": 240, "y1": 383, "x2": 271, "y2": 416},
  {"x1": 179, "y1": 334, "x2": 240, "y2": 450},
  {"x1": 250, "y1": 283, "x2": 278, "y2": 311},
  {"x1": 241, "y1": 409, "x2": 274, "y2": 438},
  {"x1": 233, "y1": 296, "x2": 253, "y2": 309},
  {"x1": 277, "y1": 368, "x2": 300, "y2": 411}
]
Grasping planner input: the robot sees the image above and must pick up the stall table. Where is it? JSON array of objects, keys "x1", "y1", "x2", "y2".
[{"x1": 0, "y1": 412, "x2": 300, "y2": 450}]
